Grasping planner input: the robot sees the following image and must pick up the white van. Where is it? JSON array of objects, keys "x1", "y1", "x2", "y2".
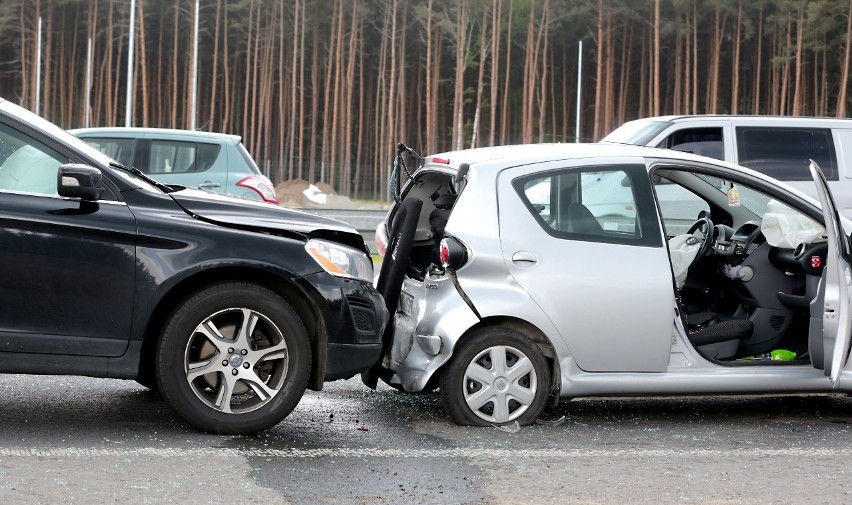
[{"x1": 602, "y1": 115, "x2": 852, "y2": 216}]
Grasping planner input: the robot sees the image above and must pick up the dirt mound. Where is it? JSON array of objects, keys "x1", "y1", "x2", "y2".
[
  {"x1": 314, "y1": 182, "x2": 337, "y2": 195},
  {"x1": 275, "y1": 179, "x2": 309, "y2": 207},
  {"x1": 275, "y1": 180, "x2": 340, "y2": 207}
]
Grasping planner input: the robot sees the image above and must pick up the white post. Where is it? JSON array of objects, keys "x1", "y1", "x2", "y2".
[
  {"x1": 125, "y1": 0, "x2": 136, "y2": 127},
  {"x1": 85, "y1": 37, "x2": 93, "y2": 127},
  {"x1": 575, "y1": 40, "x2": 582, "y2": 143},
  {"x1": 190, "y1": 0, "x2": 199, "y2": 130},
  {"x1": 35, "y1": 16, "x2": 42, "y2": 115}
]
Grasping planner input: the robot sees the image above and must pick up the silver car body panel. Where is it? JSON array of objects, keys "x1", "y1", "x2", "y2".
[
  {"x1": 809, "y1": 161, "x2": 852, "y2": 385},
  {"x1": 382, "y1": 143, "x2": 852, "y2": 397},
  {"x1": 495, "y1": 156, "x2": 675, "y2": 372},
  {"x1": 389, "y1": 275, "x2": 479, "y2": 391}
]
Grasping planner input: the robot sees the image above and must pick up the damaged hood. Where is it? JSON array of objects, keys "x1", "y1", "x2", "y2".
[{"x1": 169, "y1": 188, "x2": 357, "y2": 235}]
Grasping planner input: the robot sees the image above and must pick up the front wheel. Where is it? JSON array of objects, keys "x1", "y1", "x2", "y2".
[
  {"x1": 156, "y1": 282, "x2": 311, "y2": 434},
  {"x1": 439, "y1": 327, "x2": 551, "y2": 426}
]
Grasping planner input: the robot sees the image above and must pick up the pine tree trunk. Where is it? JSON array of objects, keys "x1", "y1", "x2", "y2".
[
  {"x1": 500, "y1": 1, "x2": 512, "y2": 144},
  {"x1": 838, "y1": 0, "x2": 852, "y2": 116},
  {"x1": 753, "y1": 2, "x2": 763, "y2": 114},
  {"x1": 593, "y1": 0, "x2": 603, "y2": 139},
  {"x1": 731, "y1": 0, "x2": 742, "y2": 115},
  {"x1": 489, "y1": 0, "x2": 502, "y2": 147},
  {"x1": 471, "y1": 3, "x2": 490, "y2": 148},
  {"x1": 653, "y1": 0, "x2": 660, "y2": 116},
  {"x1": 792, "y1": 5, "x2": 804, "y2": 116}
]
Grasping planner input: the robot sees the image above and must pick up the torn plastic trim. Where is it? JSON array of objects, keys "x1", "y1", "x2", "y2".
[{"x1": 450, "y1": 269, "x2": 482, "y2": 321}]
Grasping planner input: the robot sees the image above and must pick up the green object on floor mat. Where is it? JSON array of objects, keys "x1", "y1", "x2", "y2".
[{"x1": 741, "y1": 349, "x2": 797, "y2": 361}]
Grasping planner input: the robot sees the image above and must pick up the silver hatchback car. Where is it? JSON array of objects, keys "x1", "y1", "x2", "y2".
[
  {"x1": 364, "y1": 142, "x2": 852, "y2": 427},
  {"x1": 70, "y1": 127, "x2": 278, "y2": 204}
]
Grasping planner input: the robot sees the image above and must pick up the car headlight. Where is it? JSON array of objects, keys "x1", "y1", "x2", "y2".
[{"x1": 305, "y1": 239, "x2": 373, "y2": 283}]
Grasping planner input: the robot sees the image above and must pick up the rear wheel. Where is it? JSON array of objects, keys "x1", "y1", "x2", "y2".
[
  {"x1": 156, "y1": 282, "x2": 310, "y2": 434},
  {"x1": 440, "y1": 327, "x2": 550, "y2": 426}
]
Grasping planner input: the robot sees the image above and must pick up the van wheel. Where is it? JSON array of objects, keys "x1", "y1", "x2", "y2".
[
  {"x1": 440, "y1": 327, "x2": 550, "y2": 426},
  {"x1": 156, "y1": 282, "x2": 310, "y2": 434}
]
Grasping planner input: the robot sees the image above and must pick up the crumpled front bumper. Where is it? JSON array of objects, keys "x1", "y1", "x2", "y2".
[{"x1": 300, "y1": 273, "x2": 389, "y2": 382}]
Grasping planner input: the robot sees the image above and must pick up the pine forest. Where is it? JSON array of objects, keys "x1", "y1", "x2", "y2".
[{"x1": 0, "y1": 0, "x2": 851, "y2": 199}]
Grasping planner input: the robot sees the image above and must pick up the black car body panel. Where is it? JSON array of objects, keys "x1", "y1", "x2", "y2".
[{"x1": 0, "y1": 97, "x2": 387, "y2": 396}]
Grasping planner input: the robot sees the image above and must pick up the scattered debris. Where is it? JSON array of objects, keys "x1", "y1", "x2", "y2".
[
  {"x1": 493, "y1": 421, "x2": 521, "y2": 433},
  {"x1": 536, "y1": 415, "x2": 567, "y2": 427}
]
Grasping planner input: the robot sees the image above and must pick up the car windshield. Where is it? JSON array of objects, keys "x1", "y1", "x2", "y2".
[
  {"x1": 601, "y1": 119, "x2": 671, "y2": 145},
  {"x1": 694, "y1": 174, "x2": 771, "y2": 217}
]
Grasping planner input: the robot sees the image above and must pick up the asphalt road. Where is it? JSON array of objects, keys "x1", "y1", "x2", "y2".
[{"x1": 2, "y1": 374, "x2": 852, "y2": 504}]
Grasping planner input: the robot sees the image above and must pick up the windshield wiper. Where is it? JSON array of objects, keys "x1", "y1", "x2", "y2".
[{"x1": 109, "y1": 161, "x2": 174, "y2": 193}]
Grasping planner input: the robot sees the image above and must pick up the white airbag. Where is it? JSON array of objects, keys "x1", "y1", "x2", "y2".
[
  {"x1": 761, "y1": 199, "x2": 825, "y2": 249},
  {"x1": 669, "y1": 234, "x2": 700, "y2": 289}
]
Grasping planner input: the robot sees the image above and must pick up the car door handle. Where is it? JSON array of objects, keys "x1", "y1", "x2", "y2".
[
  {"x1": 512, "y1": 251, "x2": 538, "y2": 264},
  {"x1": 198, "y1": 182, "x2": 222, "y2": 189}
]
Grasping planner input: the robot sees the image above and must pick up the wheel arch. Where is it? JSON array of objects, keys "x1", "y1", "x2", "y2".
[
  {"x1": 138, "y1": 266, "x2": 326, "y2": 391},
  {"x1": 454, "y1": 316, "x2": 562, "y2": 397}
]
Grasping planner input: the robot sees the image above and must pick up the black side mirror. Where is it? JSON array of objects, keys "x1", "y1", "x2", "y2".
[{"x1": 57, "y1": 163, "x2": 104, "y2": 200}]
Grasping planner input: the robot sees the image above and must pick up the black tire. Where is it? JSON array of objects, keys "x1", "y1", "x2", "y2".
[
  {"x1": 440, "y1": 327, "x2": 551, "y2": 427},
  {"x1": 156, "y1": 282, "x2": 310, "y2": 434}
]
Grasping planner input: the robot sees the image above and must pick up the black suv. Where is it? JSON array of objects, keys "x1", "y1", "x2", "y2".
[{"x1": 0, "y1": 98, "x2": 387, "y2": 434}]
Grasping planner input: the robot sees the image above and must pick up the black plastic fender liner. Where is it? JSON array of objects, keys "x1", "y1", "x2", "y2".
[{"x1": 363, "y1": 197, "x2": 423, "y2": 388}]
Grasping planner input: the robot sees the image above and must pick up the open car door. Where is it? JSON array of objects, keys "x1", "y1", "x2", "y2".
[{"x1": 810, "y1": 160, "x2": 852, "y2": 387}]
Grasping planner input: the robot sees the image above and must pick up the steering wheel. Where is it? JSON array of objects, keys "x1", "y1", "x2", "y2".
[{"x1": 685, "y1": 216, "x2": 716, "y2": 267}]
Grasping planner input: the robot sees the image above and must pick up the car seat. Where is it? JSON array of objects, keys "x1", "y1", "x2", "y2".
[{"x1": 566, "y1": 203, "x2": 604, "y2": 235}]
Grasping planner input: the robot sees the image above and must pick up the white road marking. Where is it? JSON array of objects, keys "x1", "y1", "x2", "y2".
[{"x1": 1, "y1": 447, "x2": 850, "y2": 458}]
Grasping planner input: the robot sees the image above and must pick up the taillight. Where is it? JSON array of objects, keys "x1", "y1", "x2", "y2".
[
  {"x1": 439, "y1": 237, "x2": 467, "y2": 270},
  {"x1": 236, "y1": 176, "x2": 279, "y2": 205},
  {"x1": 375, "y1": 222, "x2": 389, "y2": 257}
]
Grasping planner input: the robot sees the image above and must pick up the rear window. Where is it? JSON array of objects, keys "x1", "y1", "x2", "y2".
[
  {"x1": 736, "y1": 127, "x2": 838, "y2": 181},
  {"x1": 236, "y1": 142, "x2": 262, "y2": 175}
]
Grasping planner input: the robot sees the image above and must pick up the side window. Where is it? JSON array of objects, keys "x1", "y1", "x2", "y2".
[
  {"x1": 736, "y1": 127, "x2": 838, "y2": 181},
  {"x1": 579, "y1": 171, "x2": 638, "y2": 234},
  {"x1": 514, "y1": 165, "x2": 662, "y2": 247},
  {"x1": 652, "y1": 175, "x2": 711, "y2": 236},
  {"x1": 80, "y1": 137, "x2": 135, "y2": 167},
  {"x1": 0, "y1": 123, "x2": 66, "y2": 195},
  {"x1": 148, "y1": 140, "x2": 221, "y2": 174},
  {"x1": 657, "y1": 127, "x2": 724, "y2": 161}
]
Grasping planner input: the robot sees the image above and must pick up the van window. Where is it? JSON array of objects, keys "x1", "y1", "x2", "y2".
[
  {"x1": 735, "y1": 127, "x2": 838, "y2": 181},
  {"x1": 149, "y1": 141, "x2": 221, "y2": 174},
  {"x1": 657, "y1": 127, "x2": 724, "y2": 161}
]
